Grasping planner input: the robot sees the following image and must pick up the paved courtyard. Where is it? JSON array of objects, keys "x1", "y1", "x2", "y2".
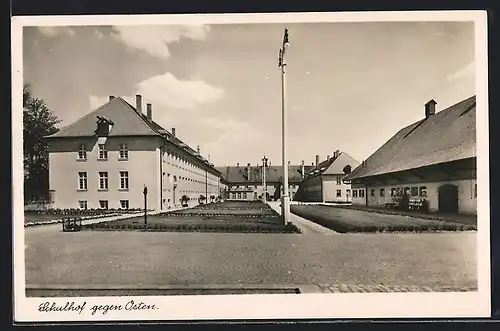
[{"x1": 25, "y1": 221, "x2": 477, "y2": 292}]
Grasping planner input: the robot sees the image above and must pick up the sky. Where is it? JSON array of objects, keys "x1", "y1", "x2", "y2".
[{"x1": 23, "y1": 21, "x2": 475, "y2": 167}]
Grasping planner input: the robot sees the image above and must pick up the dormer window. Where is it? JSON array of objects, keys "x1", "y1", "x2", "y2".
[
  {"x1": 77, "y1": 144, "x2": 87, "y2": 160},
  {"x1": 94, "y1": 116, "x2": 114, "y2": 137},
  {"x1": 98, "y1": 144, "x2": 108, "y2": 160}
]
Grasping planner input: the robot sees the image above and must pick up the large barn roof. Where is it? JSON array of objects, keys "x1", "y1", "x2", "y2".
[{"x1": 345, "y1": 95, "x2": 476, "y2": 180}]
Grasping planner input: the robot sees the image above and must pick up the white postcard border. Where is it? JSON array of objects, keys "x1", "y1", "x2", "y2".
[{"x1": 12, "y1": 10, "x2": 490, "y2": 322}]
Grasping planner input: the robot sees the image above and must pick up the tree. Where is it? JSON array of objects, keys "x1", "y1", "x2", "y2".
[{"x1": 23, "y1": 84, "x2": 61, "y2": 201}]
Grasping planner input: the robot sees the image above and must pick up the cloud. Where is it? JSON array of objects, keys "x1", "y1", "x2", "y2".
[
  {"x1": 136, "y1": 72, "x2": 224, "y2": 109},
  {"x1": 89, "y1": 71, "x2": 224, "y2": 129},
  {"x1": 37, "y1": 26, "x2": 75, "y2": 37},
  {"x1": 94, "y1": 29, "x2": 105, "y2": 40},
  {"x1": 110, "y1": 25, "x2": 211, "y2": 59},
  {"x1": 199, "y1": 117, "x2": 267, "y2": 164},
  {"x1": 446, "y1": 61, "x2": 475, "y2": 82}
]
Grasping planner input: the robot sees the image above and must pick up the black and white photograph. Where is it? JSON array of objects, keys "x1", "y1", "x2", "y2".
[{"x1": 12, "y1": 11, "x2": 490, "y2": 322}]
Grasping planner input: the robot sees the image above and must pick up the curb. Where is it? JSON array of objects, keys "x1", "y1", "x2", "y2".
[{"x1": 26, "y1": 283, "x2": 478, "y2": 294}]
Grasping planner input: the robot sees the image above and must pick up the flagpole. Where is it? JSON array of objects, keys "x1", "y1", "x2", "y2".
[{"x1": 279, "y1": 28, "x2": 291, "y2": 224}]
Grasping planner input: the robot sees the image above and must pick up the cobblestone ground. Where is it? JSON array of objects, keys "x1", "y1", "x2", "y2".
[{"x1": 24, "y1": 225, "x2": 477, "y2": 292}]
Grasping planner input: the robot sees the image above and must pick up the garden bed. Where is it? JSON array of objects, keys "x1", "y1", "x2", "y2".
[
  {"x1": 290, "y1": 205, "x2": 476, "y2": 233},
  {"x1": 82, "y1": 217, "x2": 300, "y2": 234},
  {"x1": 318, "y1": 204, "x2": 477, "y2": 226},
  {"x1": 24, "y1": 209, "x2": 144, "y2": 227}
]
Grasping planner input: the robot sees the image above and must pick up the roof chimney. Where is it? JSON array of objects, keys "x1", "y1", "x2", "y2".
[
  {"x1": 315, "y1": 155, "x2": 319, "y2": 167},
  {"x1": 333, "y1": 150, "x2": 340, "y2": 159},
  {"x1": 197, "y1": 145, "x2": 200, "y2": 154},
  {"x1": 109, "y1": 96, "x2": 115, "y2": 101},
  {"x1": 237, "y1": 163, "x2": 240, "y2": 167},
  {"x1": 171, "y1": 128, "x2": 176, "y2": 137},
  {"x1": 146, "y1": 103, "x2": 152, "y2": 120},
  {"x1": 135, "y1": 94, "x2": 142, "y2": 113},
  {"x1": 247, "y1": 163, "x2": 251, "y2": 180},
  {"x1": 327, "y1": 155, "x2": 330, "y2": 161},
  {"x1": 288, "y1": 161, "x2": 291, "y2": 166},
  {"x1": 425, "y1": 99, "x2": 437, "y2": 119},
  {"x1": 301, "y1": 160, "x2": 305, "y2": 178}
]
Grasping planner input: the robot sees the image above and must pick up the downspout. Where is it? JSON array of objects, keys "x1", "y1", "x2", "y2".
[
  {"x1": 205, "y1": 168, "x2": 208, "y2": 202},
  {"x1": 320, "y1": 174, "x2": 324, "y2": 203},
  {"x1": 159, "y1": 143, "x2": 163, "y2": 211}
]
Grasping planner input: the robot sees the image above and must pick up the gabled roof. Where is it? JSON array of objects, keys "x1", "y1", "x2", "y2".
[
  {"x1": 304, "y1": 152, "x2": 360, "y2": 179},
  {"x1": 215, "y1": 165, "x2": 314, "y2": 184},
  {"x1": 345, "y1": 95, "x2": 476, "y2": 180},
  {"x1": 46, "y1": 97, "x2": 161, "y2": 138},
  {"x1": 44, "y1": 96, "x2": 223, "y2": 176}
]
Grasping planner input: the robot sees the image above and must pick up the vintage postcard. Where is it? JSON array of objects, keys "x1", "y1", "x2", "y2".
[{"x1": 12, "y1": 11, "x2": 490, "y2": 322}]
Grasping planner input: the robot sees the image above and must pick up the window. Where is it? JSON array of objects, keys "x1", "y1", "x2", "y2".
[
  {"x1": 119, "y1": 143, "x2": 129, "y2": 160},
  {"x1": 346, "y1": 189, "x2": 351, "y2": 196},
  {"x1": 353, "y1": 190, "x2": 358, "y2": 198},
  {"x1": 99, "y1": 200, "x2": 109, "y2": 209},
  {"x1": 78, "y1": 172, "x2": 87, "y2": 190},
  {"x1": 98, "y1": 172, "x2": 108, "y2": 190},
  {"x1": 336, "y1": 189, "x2": 342, "y2": 197},
  {"x1": 119, "y1": 171, "x2": 129, "y2": 190},
  {"x1": 419, "y1": 186, "x2": 427, "y2": 197},
  {"x1": 410, "y1": 187, "x2": 418, "y2": 196},
  {"x1": 232, "y1": 193, "x2": 236, "y2": 199},
  {"x1": 404, "y1": 187, "x2": 410, "y2": 195},
  {"x1": 78, "y1": 200, "x2": 87, "y2": 209},
  {"x1": 390, "y1": 188, "x2": 396, "y2": 196},
  {"x1": 237, "y1": 192, "x2": 242, "y2": 199},
  {"x1": 359, "y1": 189, "x2": 365, "y2": 198},
  {"x1": 474, "y1": 183, "x2": 477, "y2": 198},
  {"x1": 120, "y1": 200, "x2": 129, "y2": 209},
  {"x1": 371, "y1": 189, "x2": 375, "y2": 197},
  {"x1": 380, "y1": 188, "x2": 385, "y2": 197},
  {"x1": 336, "y1": 177, "x2": 342, "y2": 185},
  {"x1": 77, "y1": 144, "x2": 87, "y2": 160},
  {"x1": 98, "y1": 144, "x2": 108, "y2": 160}
]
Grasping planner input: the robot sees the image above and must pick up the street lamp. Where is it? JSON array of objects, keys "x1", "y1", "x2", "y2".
[
  {"x1": 278, "y1": 28, "x2": 291, "y2": 224},
  {"x1": 143, "y1": 185, "x2": 148, "y2": 226},
  {"x1": 262, "y1": 155, "x2": 268, "y2": 204}
]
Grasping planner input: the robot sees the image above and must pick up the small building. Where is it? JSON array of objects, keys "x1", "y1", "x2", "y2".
[
  {"x1": 344, "y1": 96, "x2": 477, "y2": 215},
  {"x1": 45, "y1": 95, "x2": 226, "y2": 210},
  {"x1": 216, "y1": 162, "x2": 314, "y2": 201},
  {"x1": 293, "y1": 150, "x2": 360, "y2": 203}
]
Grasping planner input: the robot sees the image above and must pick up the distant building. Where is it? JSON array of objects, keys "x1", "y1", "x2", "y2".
[
  {"x1": 344, "y1": 96, "x2": 477, "y2": 215},
  {"x1": 293, "y1": 150, "x2": 360, "y2": 203},
  {"x1": 216, "y1": 162, "x2": 314, "y2": 201},
  {"x1": 45, "y1": 95, "x2": 226, "y2": 210}
]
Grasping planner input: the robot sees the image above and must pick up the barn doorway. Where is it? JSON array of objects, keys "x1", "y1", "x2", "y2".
[{"x1": 438, "y1": 184, "x2": 459, "y2": 213}]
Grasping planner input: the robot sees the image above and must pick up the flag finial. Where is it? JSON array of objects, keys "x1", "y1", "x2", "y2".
[{"x1": 283, "y1": 28, "x2": 290, "y2": 46}]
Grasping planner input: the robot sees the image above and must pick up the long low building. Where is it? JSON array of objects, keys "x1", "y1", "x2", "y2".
[
  {"x1": 216, "y1": 161, "x2": 314, "y2": 201},
  {"x1": 293, "y1": 150, "x2": 360, "y2": 203},
  {"x1": 45, "y1": 95, "x2": 227, "y2": 210},
  {"x1": 344, "y1": 96, "x2": 477, "y2": 215}
]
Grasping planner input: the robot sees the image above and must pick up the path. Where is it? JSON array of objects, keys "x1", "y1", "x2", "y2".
[{"x1": 267, "y1": 201, "x2": 337, "y2": 235}]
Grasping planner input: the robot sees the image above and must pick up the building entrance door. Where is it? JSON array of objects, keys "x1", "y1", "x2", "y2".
[{"x1": 438, "y1": 184, "x2": 459, "y2": 213}]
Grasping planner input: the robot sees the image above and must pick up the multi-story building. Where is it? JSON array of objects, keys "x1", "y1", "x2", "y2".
[
  {"x1": 344, "y1": 96, "x2": 477, "y2": 215},
  {"x1": 216, "y1": 161, "x2": 314, "y2": 201},
  {"x1": 293, "y1": 150, "x2": 360, "y2": 203},
  {"x1": 45, "y1": 94, "x2": 226, "y2": 210}
]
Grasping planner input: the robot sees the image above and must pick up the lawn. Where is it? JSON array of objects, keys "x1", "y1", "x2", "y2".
[
  {"x1": 290, "y1": 204, "x2": 477, "y2": 233},
  {"x1": 82, "y1": 201, "x2": 300, "y2": 233}
]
